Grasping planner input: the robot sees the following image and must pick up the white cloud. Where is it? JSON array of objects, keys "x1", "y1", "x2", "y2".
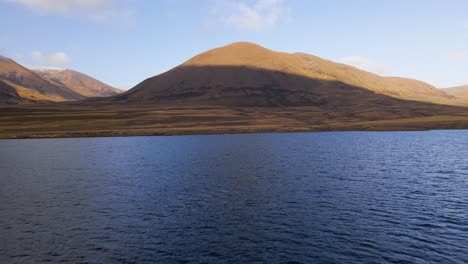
[
  {"x1": 222, "y1": 0, "x2": 287, "y2": 31},
  {"x1": 340, "y1": 56, "x2": 392, "y2": 75},
  {"x1": 2, "y1": 0, "x2": 130, "y2": 22},
  {"x1": 31, "y1": 51, "x2": 70, "y2": 67}
]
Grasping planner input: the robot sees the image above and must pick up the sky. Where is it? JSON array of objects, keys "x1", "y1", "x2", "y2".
[{"x1": 0, "y1": 0, "x2": 467, "y2": 90}]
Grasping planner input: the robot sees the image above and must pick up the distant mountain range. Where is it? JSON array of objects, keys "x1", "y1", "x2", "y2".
[
  {"x1": 34, "y1": 69, "x2": 123, "y2": 98},
  {"x1": 0, "y1": 55, "x2": 84, "y2": 103},
  {"x1": 0, "y1": 55, "x2": 121, "y2": 104}
]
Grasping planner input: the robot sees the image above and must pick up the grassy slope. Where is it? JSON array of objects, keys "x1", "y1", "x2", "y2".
[{"x1": 445, "y1": 86, "x2": 468, "y2": 101}]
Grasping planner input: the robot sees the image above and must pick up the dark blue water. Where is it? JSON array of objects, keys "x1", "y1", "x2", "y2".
[{"x1": 1, "y1": 131, "x2": 468, "y2": 263}]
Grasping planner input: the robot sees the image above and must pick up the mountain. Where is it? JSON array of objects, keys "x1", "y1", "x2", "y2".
[
  {"x1": 2, "y1": 42, "x2": 468, "y2": 139},
  {"x1": 111, "y1": 42, "x2": 459, "y2": 107},
  {"x1": 444, "y1": 85, "x2": 468, "y2": 101},
  {"x1": 2, "y1": 42, "x2": 468, "y2": 138},
  {"x1": 0, "y1": 55, "x2": 120, "y2": 103},
  {"x1": 0, "y1": 55, "x2": 84, "y2": 102},
  {"x1": 34, "y1": 69, "x2": 123, "y2": 98}
]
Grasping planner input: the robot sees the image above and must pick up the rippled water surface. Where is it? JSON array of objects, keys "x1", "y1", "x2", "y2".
[{"x1": 1, "y1": 131, "x2": 468, "y2": 263}]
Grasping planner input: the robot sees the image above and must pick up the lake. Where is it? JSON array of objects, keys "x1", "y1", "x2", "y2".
[{"x1": 1, "y1": 131, "x2": 468, "y2": 263}]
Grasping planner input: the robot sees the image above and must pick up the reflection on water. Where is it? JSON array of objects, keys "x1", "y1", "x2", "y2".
[{"x1": 1, "y1": 131, "x2": 468, "y2": 263}]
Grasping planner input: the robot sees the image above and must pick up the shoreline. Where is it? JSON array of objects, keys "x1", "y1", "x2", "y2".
[{"x1": 1, "y1": 126, "x2": 467, "y2": 140}]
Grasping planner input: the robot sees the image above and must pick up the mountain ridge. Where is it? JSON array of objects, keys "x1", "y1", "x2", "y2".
[
  {"x1": 112, "y1": 42, "x2": 461, "y2": 107},
  {"x1": 34, "y1": 68, "x2": 123, "y2": 98},
  {"x1": 0, "y1": 55, "x2": 85, "y2": 102},
  {"x1": 0, "y1": 55, "x2": 121, "y2": 102}
]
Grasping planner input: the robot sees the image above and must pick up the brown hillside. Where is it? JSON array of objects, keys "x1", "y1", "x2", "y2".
[
  {"x1": 0, "y1": 55, "x2": 84, "y2": 102},
  {"x1": 35, "y1": 69, "x2": 123, "y2": 97},
  {"x1": 445, "y1": 85, "x2": 468, "y2": 100},
  {"x1": 114, "y1": 42, "x2": 460, "y2": 107}
]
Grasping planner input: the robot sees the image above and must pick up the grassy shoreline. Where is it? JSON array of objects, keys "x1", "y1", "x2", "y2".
[{"x1": 2, "y1": 103, "x2": 468, "y2": 139}]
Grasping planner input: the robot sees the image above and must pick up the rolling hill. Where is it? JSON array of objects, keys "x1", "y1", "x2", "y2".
[
  {"x1": 34, "y1": 69, "x2": 123, "y2": 97},
  {"x1": 445, "y1": 85, "x2": 468, "y2": 101}
]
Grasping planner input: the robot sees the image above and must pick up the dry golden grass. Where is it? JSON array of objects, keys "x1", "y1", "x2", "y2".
[
  {"x1": 2, "y1": 80, "x2": 63, "y2": 101},
  {"x1": 1, "y1": 103, "x2": 468, "y2": 139},
  {"x1": 445, "y1": 86, "x2": 468, "y2": 101}
]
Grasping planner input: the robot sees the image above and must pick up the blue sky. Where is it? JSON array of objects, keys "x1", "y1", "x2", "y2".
[{"x1": 0, "y1": 0, "x2": 467, "y2": 89}]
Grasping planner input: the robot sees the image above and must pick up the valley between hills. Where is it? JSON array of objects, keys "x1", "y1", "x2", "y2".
[{"x1": 1, "y1": 42, "x2": 468, "y2": 139}]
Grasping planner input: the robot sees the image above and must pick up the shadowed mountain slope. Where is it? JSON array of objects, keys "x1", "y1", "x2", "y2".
[
  {"x1": 111, "y1": 42, "x2": 460, "y2": 107},
  {"x1": 34, "y1": 69, "x2": 123, "y2": 98},
  {"x1": 0, "y1": 80, "x2": 25, "y2": 104}
]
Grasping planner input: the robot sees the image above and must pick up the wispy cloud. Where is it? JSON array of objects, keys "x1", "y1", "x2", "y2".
[
  {"x1": 31, "y1": 51, "x2": 71, "y2": 68},
  {"x1": 2, "y1": 0, "x2": 131, "y2": 22},
  {"x1": 340, "y1": 56, "x2": 392, "y2": 75},
  {"x1": 216, "y1": 0, "x2": 288, "y2": 31}
]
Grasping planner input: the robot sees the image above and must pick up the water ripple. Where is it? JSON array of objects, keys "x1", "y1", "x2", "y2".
[{"x1": 1, "y1": 130, "x2": 468, "y2": 263}]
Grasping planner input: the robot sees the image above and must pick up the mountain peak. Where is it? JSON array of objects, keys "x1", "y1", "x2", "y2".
[
  {"x1": 223, "y1": 42, "x2": 266, "y2": 49},
  {"x1": 182, "y1": 41, "x2": 284, "y2": 69}
]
